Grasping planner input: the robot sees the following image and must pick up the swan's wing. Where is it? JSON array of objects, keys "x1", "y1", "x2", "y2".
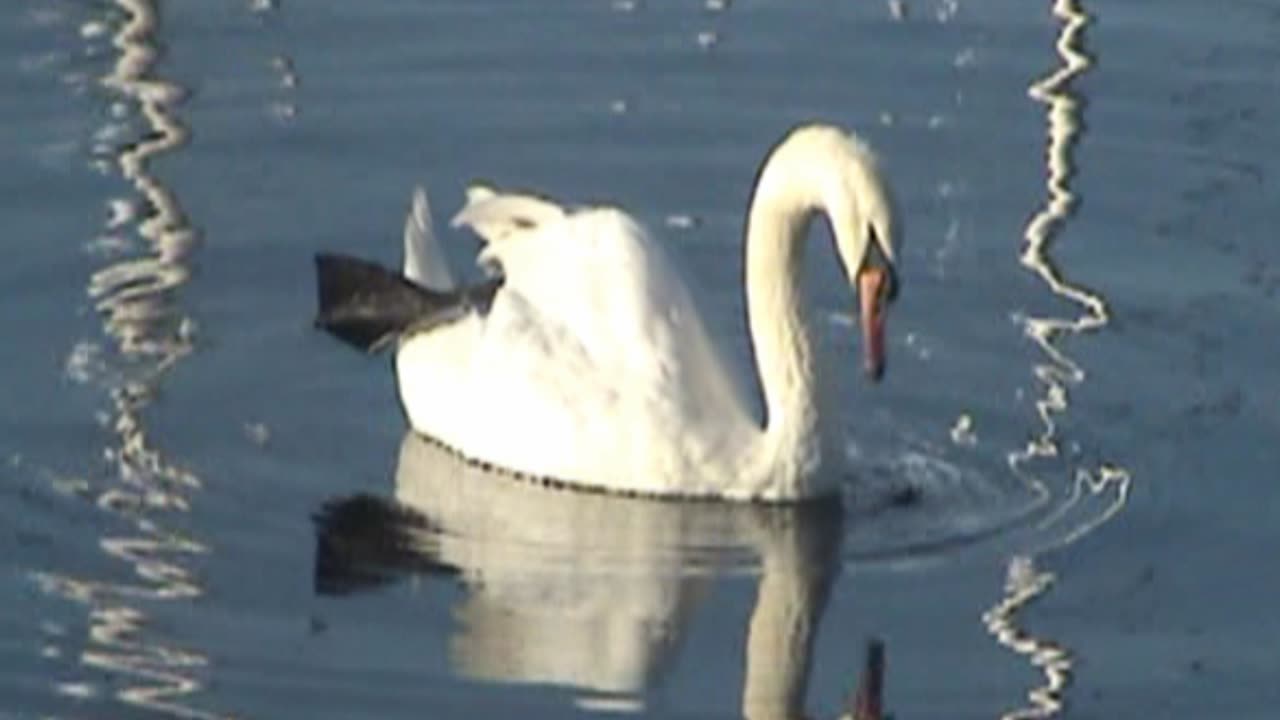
[
  {"x1": 451, "y1": 186, "x2": 567, "y2": 250},
  {"x1": 402, "y1": 204, "x2": 757, "y2": 489},
  {"x1": 464, "y1": 183, "x2": 497, "y2": 205},
  {"x1": 497, "y1": 207, "x2": 751, "y2": 414},
  {"x1": 397, "y1": 288, "x2": 615, "y2": 484},
  {"x1": 423, "y1": 189, "x2": 729, "y2": 404},
  {"x1": 402, "y1": 186, "x2": 456, "y2": 291}
]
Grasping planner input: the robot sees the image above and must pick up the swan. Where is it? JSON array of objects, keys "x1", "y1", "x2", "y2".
[{"x1": 314, "y1": 123, "x2": 901, "y2": 501}]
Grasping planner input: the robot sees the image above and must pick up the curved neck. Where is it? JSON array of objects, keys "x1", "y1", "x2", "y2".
[{"x1": 744, "y1": 190, "x2": 826, "y2": 478}]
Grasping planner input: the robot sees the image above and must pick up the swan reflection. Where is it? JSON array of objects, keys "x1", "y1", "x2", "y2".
[{"x1": 315, "y1": 433, "x2": 845, "y2": 719}]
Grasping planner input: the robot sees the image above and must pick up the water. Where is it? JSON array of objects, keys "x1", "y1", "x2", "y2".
[{"x1": 3, "y1": 0, "x2": 1278, "y2": 717}]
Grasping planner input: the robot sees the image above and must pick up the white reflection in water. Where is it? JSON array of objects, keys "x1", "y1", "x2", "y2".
[
  {"x1": 316, "y1": 433, "x2": 845, "y2": 720},
  {"x1": 34, "y1": 0, "x2": 222, "y2": 717},
  {"x1": 983, "y1": 556, "x2": 1068, "y2": 720},
  {"x1": 1010, "y1": 0, "x2": 1131, "y2": 541},
  {"x1": 989, "y1": 1, "x2": 1132, "y2": 718}
]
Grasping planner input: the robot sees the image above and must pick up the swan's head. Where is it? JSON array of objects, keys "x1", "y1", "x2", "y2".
[
  {"x1": 831, "y1": 132, "x2": 900, "y2": 383},
  {"x1": 759, "y1": 124, "x2": 902, "y2": 380}
]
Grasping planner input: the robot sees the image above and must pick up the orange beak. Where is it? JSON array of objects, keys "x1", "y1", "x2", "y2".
[{"x1": 858, "y1": 266, "x2": 889, "y2": 382}]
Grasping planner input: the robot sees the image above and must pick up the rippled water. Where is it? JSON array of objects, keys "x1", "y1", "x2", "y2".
[{"x1": 3, "y1": 0, "x2": 1278, "y2": 718}]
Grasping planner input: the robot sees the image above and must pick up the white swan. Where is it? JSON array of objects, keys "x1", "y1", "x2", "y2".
[{"x1": 315, "y1": 124, "x2": 901, "y2": 501}]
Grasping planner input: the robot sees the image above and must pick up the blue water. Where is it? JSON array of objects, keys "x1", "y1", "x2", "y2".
[{"x1": 3, "y1": 0, "x2": 1278, "y2": 718}]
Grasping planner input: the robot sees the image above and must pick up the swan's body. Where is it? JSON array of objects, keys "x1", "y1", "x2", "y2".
[{"x1": 316, "y1": 124, "x2": 901, "y2": 501}]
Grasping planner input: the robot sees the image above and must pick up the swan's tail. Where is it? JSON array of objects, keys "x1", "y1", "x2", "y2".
[
  {"x1": 315, "y1": 254, "x2": 440, "y2": 352},
  {"x1": 314, "y1": 253, "x2": 500, "y2": 353},
  {"x1": 403, "y1": 186, "x2": 456, "y2": 291}
]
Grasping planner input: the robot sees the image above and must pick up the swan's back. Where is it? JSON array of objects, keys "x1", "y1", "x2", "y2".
[{"x1": 398, "y1": 201, "x2": 757, "y2": 495}]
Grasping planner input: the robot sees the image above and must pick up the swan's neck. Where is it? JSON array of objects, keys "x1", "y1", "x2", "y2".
[{"x1": 744, "y1": 192, "x2": 828, "y2": 482}]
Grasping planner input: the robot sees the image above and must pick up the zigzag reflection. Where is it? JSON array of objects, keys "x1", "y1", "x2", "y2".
[
  {"x1": 1010, "y1": 0, "x2": 1130, "y2": 535},
  {"x1": 36, "y1": 1, "x2": 222, "y2": 717},
  {"x1": 983, "y1": 556, "x2": 1069, "y2": 720},
  {"x1": 988, "y1": 1, "x2": 1132, "y2": 718}
]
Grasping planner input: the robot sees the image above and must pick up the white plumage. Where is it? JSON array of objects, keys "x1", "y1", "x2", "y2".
[{"x1": 336, "y1": 124, "x2": 902, "y2": 501}]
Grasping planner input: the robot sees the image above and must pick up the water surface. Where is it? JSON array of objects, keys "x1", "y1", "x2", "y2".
[{"x1": 3, "y1": 0, "x2": 1278, "y2": 718}]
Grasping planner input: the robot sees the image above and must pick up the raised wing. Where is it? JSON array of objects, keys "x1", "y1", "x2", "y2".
[{"x1": 452, "y1": 185, "x2": 567, "y2": 249}]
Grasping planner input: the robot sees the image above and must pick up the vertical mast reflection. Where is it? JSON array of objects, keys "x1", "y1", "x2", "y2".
[
  {"x1": 988, "y1": 1, "x2": 1131, "y2": 718},
  {"x1": 37, "y1": 1, "x2": 223, "y2": 717},
  {"x1": 1011, "y1": 0, "x2": 1130, "y2": 534},
  {"x1": 983, "y1": 556, "x2": 1069, "y2": 720}
]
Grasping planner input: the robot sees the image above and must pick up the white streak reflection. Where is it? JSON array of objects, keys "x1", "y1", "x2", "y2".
[
  {"x1": 35, "y1": 0, "x2": 224, "y2": 717},
  {"x1": 1010, "y1": 0, "x2": 1131, "y2": 543},
  {"x1": 983, "y1": 556, "x2": 1069, "y2": 720},
  {"x1": 990, "y1": 2, "x2": 1132, "y2": 718}
]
